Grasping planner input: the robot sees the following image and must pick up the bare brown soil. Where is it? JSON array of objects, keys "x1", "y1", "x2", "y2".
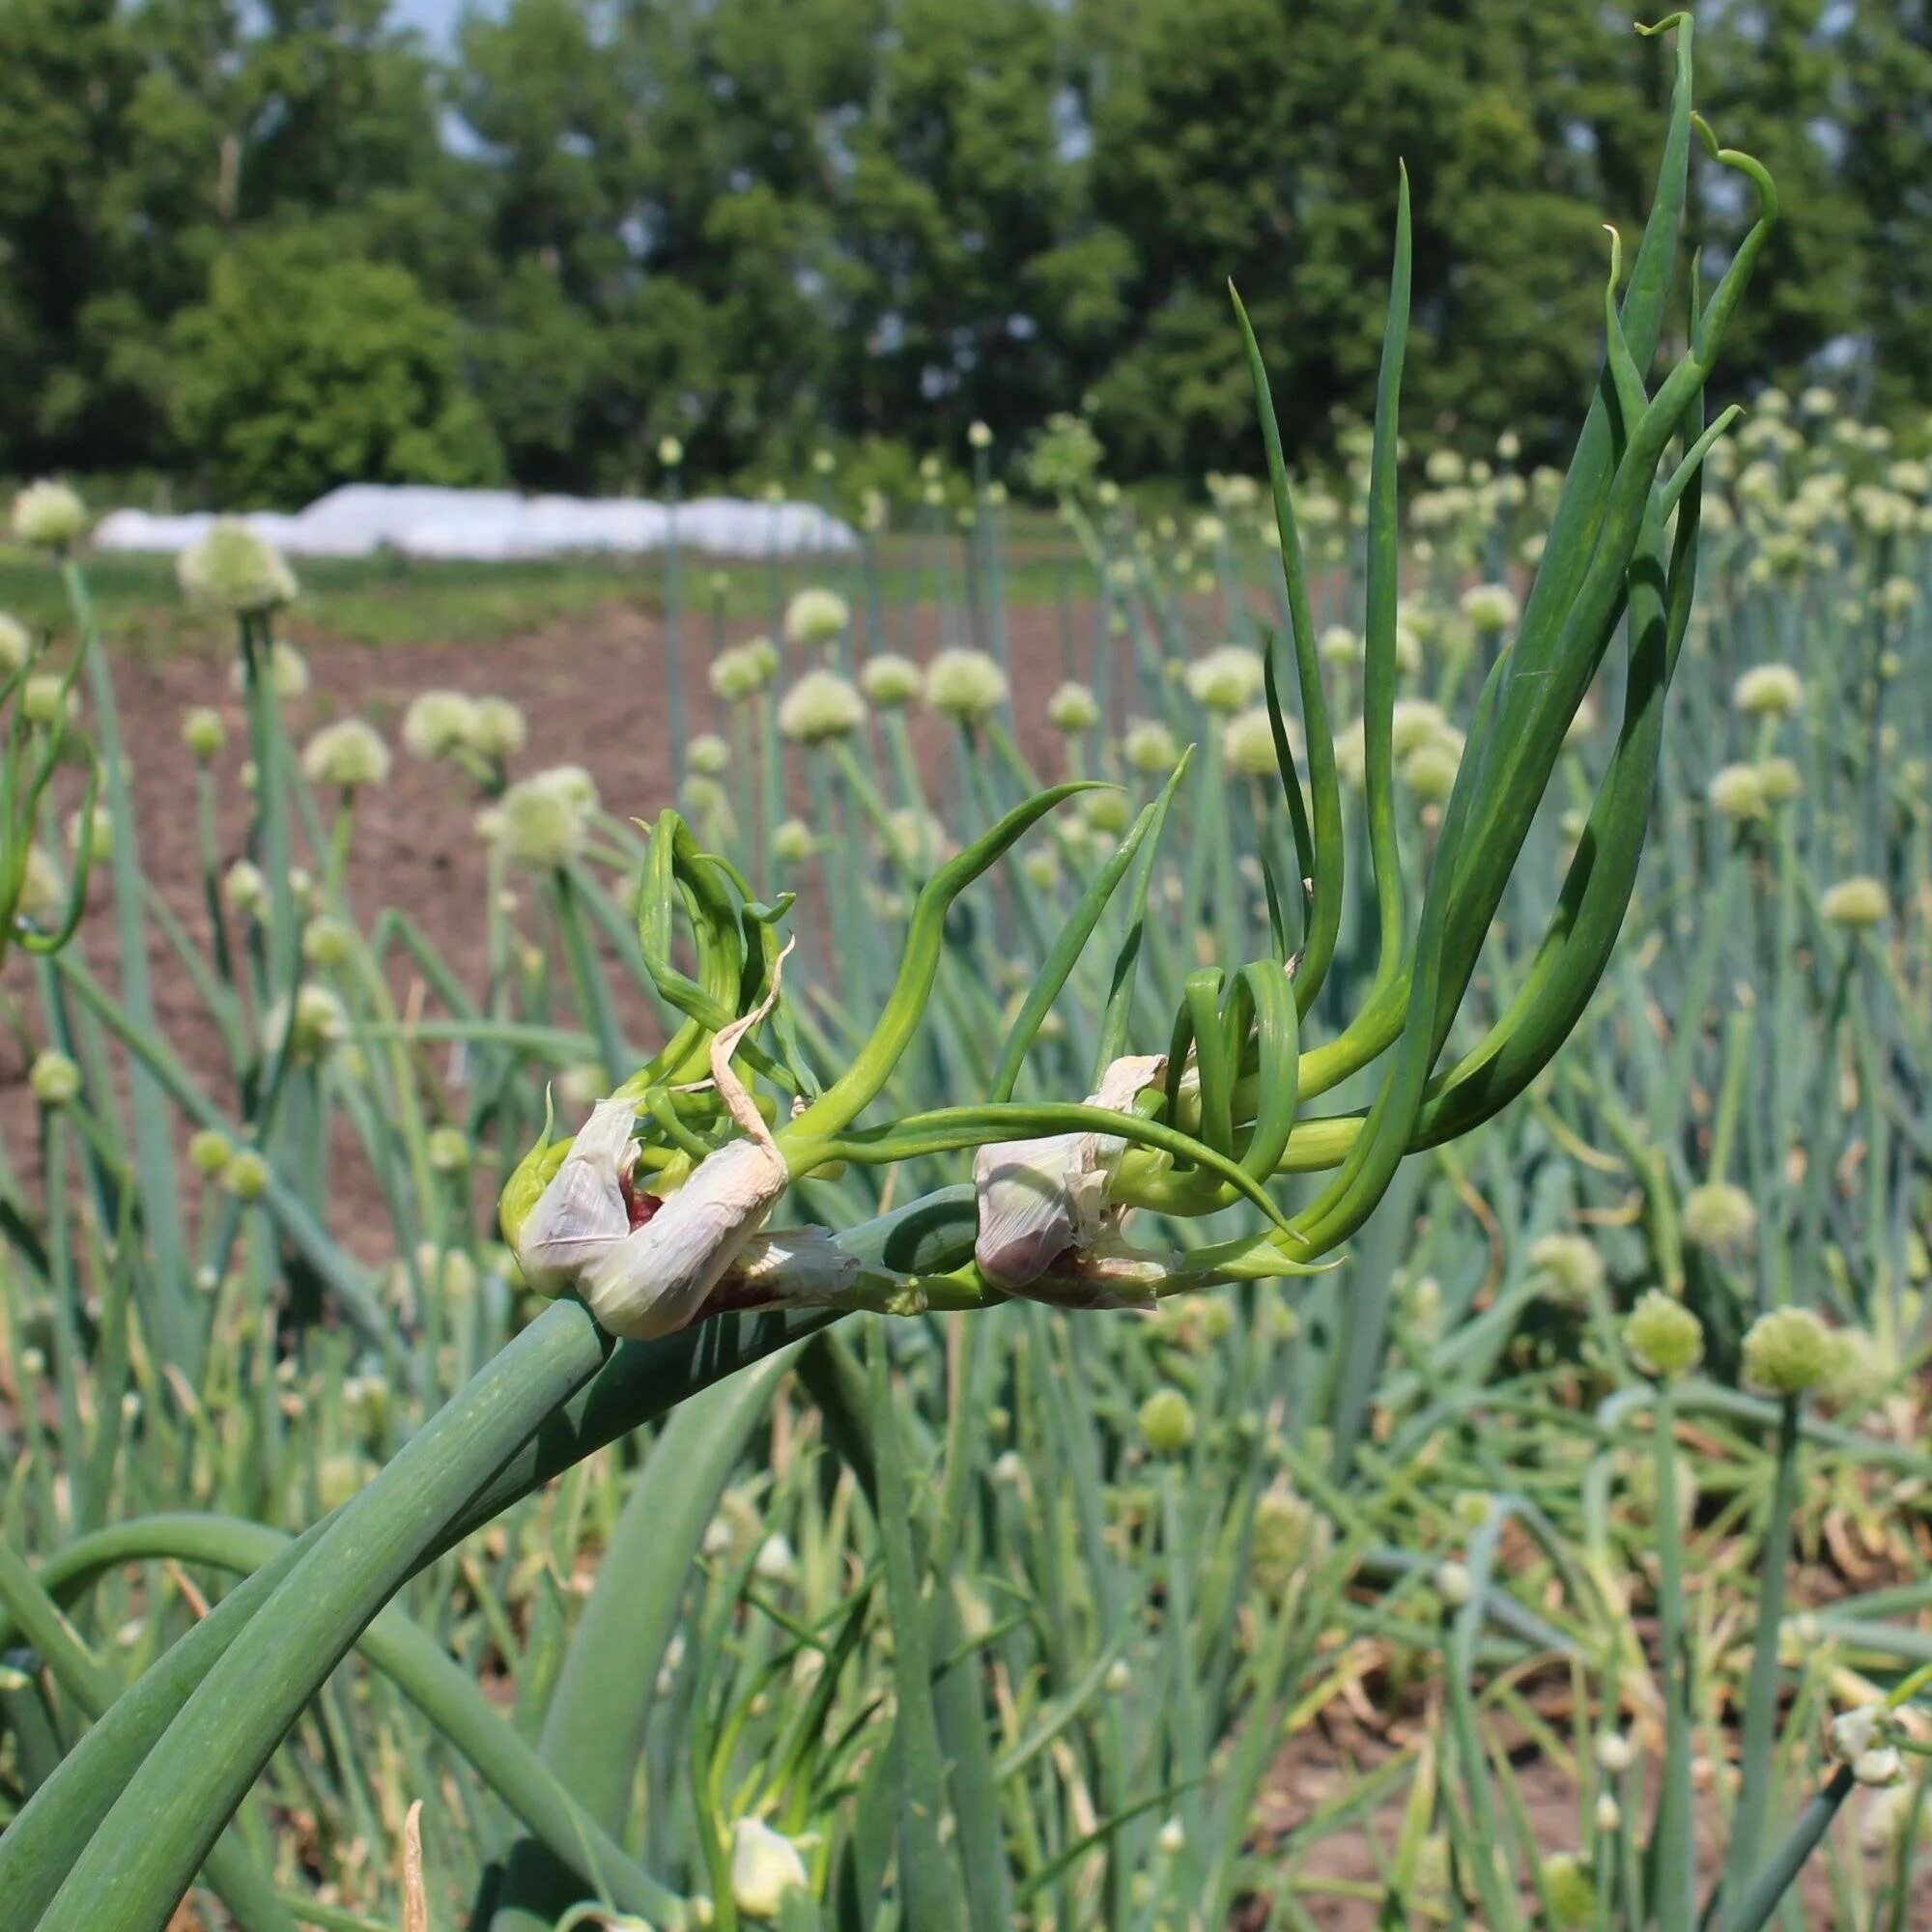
[{"x1": 1252, "y1": 1690, "x2": 1918, "y2": 1925}]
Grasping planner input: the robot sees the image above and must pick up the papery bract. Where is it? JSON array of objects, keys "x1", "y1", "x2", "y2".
[{"x1": 973, "y1": 1054, "x2": 1165, "y2": 1296}]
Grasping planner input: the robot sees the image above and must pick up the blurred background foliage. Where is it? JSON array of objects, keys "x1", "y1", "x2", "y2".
[{"x1": 1, "y1": 0, "x2": 1927, "y2": 502}]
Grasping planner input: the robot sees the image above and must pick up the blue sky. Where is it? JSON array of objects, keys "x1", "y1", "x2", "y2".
[{"x1": 395, "y1": 0, "x2": 474, "y2": 46}]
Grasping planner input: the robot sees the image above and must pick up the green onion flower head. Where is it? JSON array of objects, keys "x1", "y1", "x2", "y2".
[
  {"x1": 178, "y1": 519, "x2": 298, "y2": 616},
  {"x1": 1682, "y1": 1179, "x2": 1756, "y2": 1253},
  {"x1": 1023, "y1": 412, "x2": 1103, "y2": 497},
  {"x1": 188, "y1": 1128, "x2": 231, "y2": 1175},
  {"x1": 223, "y1": 858, "x2": 268, "y2": 917},
  {"x1": 1741, "y1": 1306, "x2": 1833, "y2": 1396},
  {"x1": 1047, "y1": 679, "x2": 1099, "y2": 732},
  {"x1": 1122, "y1": 718, "x2": 1180, "y2": 775},
  {"x1": 753, "y1": 1532, "x2": 799, "y2": 1584},
  {"x1": 1824, "y1": 1324, "x2": 1888, "y2": 1402},
  {"x1": 1884, "y1": 445, "x2": 1927, "y2": 486},
  {"x1": 1625, "y1": 1290, "x2": 1704, "y2": 1381},
  {"x1": 1876, "y1": 575, "x2": 1918, "y2": 618},
  {"x1": 1183, "y1": 643, "x2": 1264, "y2": 712},
  {"x1": 1402, "y1": 738, "x2": 1461, "y2": 805},
  {"x1": 11, "y1": 479, "x2": 87, "y2": 549},
  {"x1": 23, "y1": 674, "x2": 73, "y2": 725},
  {"x1": 683, "y1": 774, "x2": 729, "y2": 824},
  {"x1": 1707, "y1": 763, "x2": 1767, "y2": 822},
  {"x1": 1222, "y1": 706, "x2": 1279, "y2": 778},
  {"x1": 1733, "y1": 663, "x2": 1804, "y2": 719},
  {"x1": 1319, "y1": 623, "x2": 1357, "y2": 666},
  {"x1": 1459, "y1": 582, "x2": 1520, "y2": 635},
  {"x1": 773, "y1": 817, "x2": 814, "y2": 863},
  {"x1": 1541, "y1": 1854, "x2": 1594, "y2": 1929},
  {"x1": 688, "y1": 732, "x2": 730, "y2": 775},
  {"x1": 221, "y1": 1148, "x2": 271, "y2": 1201},
  {"x1": 711, "y1": 638, "x2": 781, "y2": 701},
  {"x1": 1138, "y1": 1387, "x2": 1194, "y2": 1455},
  {"x1": 417, "y1": 1241, "x2": 476, "y2": 1302},
  {"x1": 859, "y1": 653, "x2": 921, "y2": 707},
  {"x1": 1082, "y1": 788, "x2": 1130, "y2": 836},
  {"x1": 262, "y1": 984, "x2": 349, "y2": 1065},
  {"x1": 301, "y1": 718, "x2": 391, "y2": 791},
  {"x1": 29, "y1": 1050, "x2": 81, "y2": 1107},
  {"x1": 1251, "y1": 1486, "x2": 1316, "y2": 1589},
  {"x1": 426, "y1": 1125, "x2": 470, "y2": 1172},
  {"x1": 316, "y1": 1453, "x2": 371, "y2": 1515},
  {"x1": 882, "y1": 807, "x2": 938, "y2": 867},
  {"x1": 1528, "y1": 1232, "x2": 1605, "y2": 1301},
  {"x1": 783, "y1": 586, "x2": 850, "y2": 648},
  {"x1": 1390, "y1": 697, "x2": 1450, "y2": 759},
  {"x1": 924, "y1": 647, "x2": 1009, "y2": 723},
  {"x1": 778, "y1": 668, "x2": 867, "y2": 744},
  {"x1": 490, "y1": 766, "x2": 599, "y2": 870},
  {"x1": 547, "y1": 762, "x2": 599, "y2": 810},
  {"x1": 1821, "y1": 875, "x2": 1887, "y2": 929},
  {"x1": 0, "y1": 612, "x2": 29, "y2": 674},
  {"x1": 470, "y1": 695, "x2": 527, "y2": 761},
  {"x1": 550, "y1": 1064, "x2": 606, "y2": 1112},
  {"x1": 303, "y1": 912, "x2": 354, "y2": 966},
  {"x1": 402, "y1": 690, "x2": 481, "y2": 761},
  {"x1": 182, "y1": 705, "x2": 226, "y2": 759}
]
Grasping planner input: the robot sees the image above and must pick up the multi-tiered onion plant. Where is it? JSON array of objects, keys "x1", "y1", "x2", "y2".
[{"x1": 0, "y1": 20, "x2": 1800, "y2": 1932}]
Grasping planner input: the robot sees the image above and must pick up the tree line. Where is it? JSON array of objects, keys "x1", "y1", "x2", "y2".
[{"x1": 2, "y1": 0, "x2": 1926, "y2": 507}]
